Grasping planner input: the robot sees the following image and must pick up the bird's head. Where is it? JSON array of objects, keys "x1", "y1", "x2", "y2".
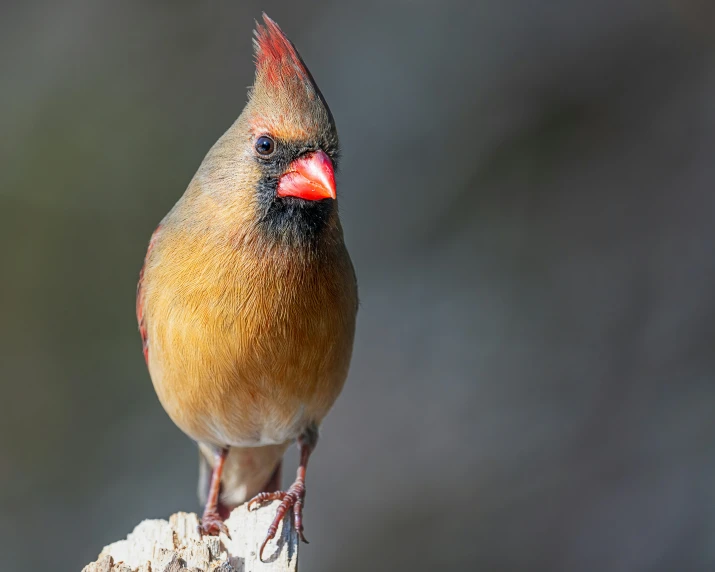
[{"x1": 199, "y1": 14, "x2": 340, "y2": 247}]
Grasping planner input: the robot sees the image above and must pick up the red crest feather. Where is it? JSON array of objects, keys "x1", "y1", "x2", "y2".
[{"x1": 253, "y1": 14, "x2": 310, "y2": 87}]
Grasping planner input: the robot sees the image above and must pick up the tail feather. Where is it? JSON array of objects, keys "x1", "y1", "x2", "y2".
[
  {"x1": 197, "y1": 443, "x2": 288, "y2": 512},
  {"x1": 263, "y1": 461, "x2": 282, "y2": 495}
]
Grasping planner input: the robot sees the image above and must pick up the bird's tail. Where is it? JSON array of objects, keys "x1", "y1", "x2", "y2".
[{"x1": 198, "y1": 443, "x2": 287, "y2": 515}]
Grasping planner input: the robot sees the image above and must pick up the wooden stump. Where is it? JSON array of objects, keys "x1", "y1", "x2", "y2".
[{"x1": 82, "y1": 501, "x2": 298, "y2": 572}]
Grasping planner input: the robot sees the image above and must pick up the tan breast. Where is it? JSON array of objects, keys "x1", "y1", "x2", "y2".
[{"x1": 139, "y1": 212, "x2": 357, "y2": 448}]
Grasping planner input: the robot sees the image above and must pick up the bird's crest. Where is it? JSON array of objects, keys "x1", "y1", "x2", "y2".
[
  {"x1": 249, "y1": 14, "x2": 334, "y2": 142},
  {"x1": 253, "y1": 14, "x2": 312, "y2": 90}
]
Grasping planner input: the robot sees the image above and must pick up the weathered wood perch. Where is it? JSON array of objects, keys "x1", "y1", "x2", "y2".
[{"x1": 82, "y1": 501, "x2": 298, "y2": 572}]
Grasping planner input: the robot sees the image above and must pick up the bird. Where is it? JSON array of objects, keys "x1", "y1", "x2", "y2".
[{"x1": 136, "y1": 14, "x2": 357, "y2": 560}]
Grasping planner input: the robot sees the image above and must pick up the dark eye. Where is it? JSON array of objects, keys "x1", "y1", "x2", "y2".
[{"x1": 255, "y1": 136, "x2": 275, "y2": 156}]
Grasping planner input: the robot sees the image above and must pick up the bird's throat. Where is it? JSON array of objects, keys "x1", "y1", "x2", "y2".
[{"x1": 255, "y1": 183, "x2": 335, "y2": 248}]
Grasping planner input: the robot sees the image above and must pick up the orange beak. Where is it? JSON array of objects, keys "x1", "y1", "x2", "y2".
[{"x1": 276, "y1": 150, "x2": 336, "y2": 201}]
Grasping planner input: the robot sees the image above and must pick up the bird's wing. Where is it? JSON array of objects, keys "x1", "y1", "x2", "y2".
[{"x1": 136, "y1": 225, "x2": 162, "y2": 364}]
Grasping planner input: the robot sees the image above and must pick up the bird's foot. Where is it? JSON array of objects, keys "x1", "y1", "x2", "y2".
[
  {"x1": 248, "y1": 480, "x2": 307, "y2": 561},
  {"x1": 200, "y1": 509, "x2": 228, "y2": 536}
]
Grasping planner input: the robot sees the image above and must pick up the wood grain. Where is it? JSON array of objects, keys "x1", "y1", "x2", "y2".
[{"x1": 82, "y1": 502, "x2": 298, "y2": 572}]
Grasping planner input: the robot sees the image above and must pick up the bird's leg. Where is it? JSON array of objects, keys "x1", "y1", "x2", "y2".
[
  {"x1": 248, "y1": 425, "x2": 318, "y2": 561},
  {"x1": 200, "y1": 446, "x2": 229, "y2": 536}
]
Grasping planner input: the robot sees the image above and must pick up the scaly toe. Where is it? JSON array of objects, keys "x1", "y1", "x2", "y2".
[{"x1": 200, "y1": 512, "x2": 229, "y2": 536}]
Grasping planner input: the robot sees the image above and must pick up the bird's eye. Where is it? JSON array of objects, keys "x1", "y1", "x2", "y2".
[{"x1": 255, "y1": 136, "x2": 275, "y2": 156}]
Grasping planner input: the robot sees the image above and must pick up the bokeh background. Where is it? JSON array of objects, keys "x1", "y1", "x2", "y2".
[{"x1": 2, "y1": 1, "x2": 715, "y2": 570}]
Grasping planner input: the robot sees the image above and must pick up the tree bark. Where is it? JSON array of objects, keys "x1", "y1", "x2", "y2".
[{"x1": 82, "y1": 501, "x2": 298, "y2": 572}]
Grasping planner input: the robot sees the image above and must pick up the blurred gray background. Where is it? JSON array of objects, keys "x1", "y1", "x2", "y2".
[{"x1": 2, "y1": 1, "x2": 715, "y2": 570}]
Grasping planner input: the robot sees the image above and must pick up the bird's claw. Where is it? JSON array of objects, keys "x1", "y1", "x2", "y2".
[
  {"x1": 248, "y1": 481, "x2": 308, "y2": 562},
  {"x1": 200, "y1": 510, "x2": 229, "y2": 537}
]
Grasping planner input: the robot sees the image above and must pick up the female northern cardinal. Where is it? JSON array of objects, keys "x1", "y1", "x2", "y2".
[{"x1": 136, "y1": 14, "x2": 357, "y2": 559}]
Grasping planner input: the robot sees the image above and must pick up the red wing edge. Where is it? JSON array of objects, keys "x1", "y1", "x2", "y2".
[{"x1": 136, "y1": 225, "x2": 161, "y2": 364}]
